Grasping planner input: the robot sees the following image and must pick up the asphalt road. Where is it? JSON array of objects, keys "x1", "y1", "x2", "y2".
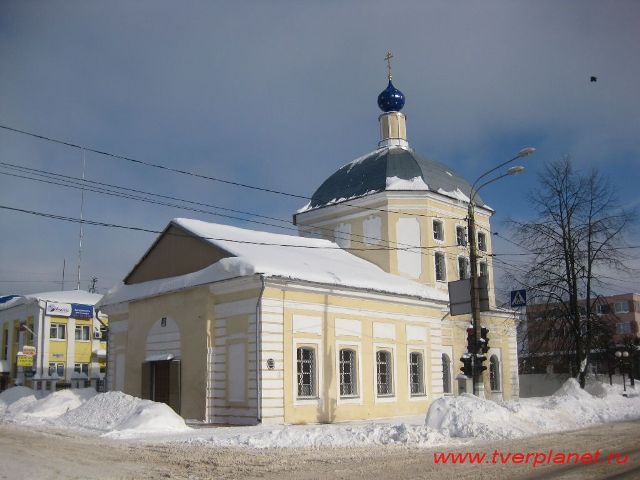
[{"x1": 1, "y1": 420, "x2": 639, "y2": 479}]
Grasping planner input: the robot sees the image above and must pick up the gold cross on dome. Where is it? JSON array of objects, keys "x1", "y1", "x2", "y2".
[{"x1": 385, "y1": 51, "x2": 393, "y2": 80}]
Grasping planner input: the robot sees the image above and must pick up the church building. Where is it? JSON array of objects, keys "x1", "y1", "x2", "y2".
[{"x1": 98, "y1": 61, "x2": 519, "y2": 425}]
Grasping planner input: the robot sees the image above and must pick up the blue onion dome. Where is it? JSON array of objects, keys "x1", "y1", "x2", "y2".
[{"x1": 377, "y1": 80, "x2": 405, "y2": 112}]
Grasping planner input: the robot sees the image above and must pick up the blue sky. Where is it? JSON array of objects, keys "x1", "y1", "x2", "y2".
[{"x1": 1, "y1": 1, "x2": 638, "y2": 298}]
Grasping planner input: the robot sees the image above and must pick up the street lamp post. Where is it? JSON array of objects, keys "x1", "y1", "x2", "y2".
[
  {"x1": 468, "y1": 148, "x2": 535, "y2": 397},
  {"x1": 615, "y1": 350, "x2": 629, "y2": 397}
]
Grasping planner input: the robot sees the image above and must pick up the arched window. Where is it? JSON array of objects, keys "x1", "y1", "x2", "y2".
[
  {"x1": 376, "y1": 350, "x2": 393, "y2": 396},
  {"x1": 489, "y1": 355, "x2": 501, "y2": 392},
  {"x1": 442, "y1": 353, "x2": 452, "y2": 394},
  {"x1": 409, "y1": 351, "x2": 425, "y2": 395},
  {"x1": 339, "y1": 348, "x2": 358, "y2": 397},
  {"x1": 297, "y1": 347, "x2": 316, "y2": 398}
]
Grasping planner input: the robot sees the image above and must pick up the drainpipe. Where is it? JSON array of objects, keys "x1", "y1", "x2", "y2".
[
  {"x1": 255, "y1": 274, "x2": 266, "y2": 423},
  {"x1": 95, "y1": 307, "x2": 108, "y2": 391}
]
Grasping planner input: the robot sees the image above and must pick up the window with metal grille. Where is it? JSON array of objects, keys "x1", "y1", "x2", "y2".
[
  {"x1": 479, "y1": 261, "x2": 488, "y2": 278},
  {"x1": 489, "y1": 355, "x2": 500, "y2": 391},
  {"x1": 376, "y1": 350, "x2": 393, "y2": 396},
  {"x1": 296, "y1": 347, "x2": 316, "y2": 398},
  {"x1": 442, "y1": 353, "x2": 452, "y2": 394},
  {"x1": 339, "y1": 349, "x2": 358, "y2": 397},
  {"x1": 435, "y1": 252, "x2": 446, "y2": 281},
  {"x1": 409, "y1": 352, "x2": 424, "y2": 395},
  {"x1": 433, "y1": 220, "x2": 444, "y2": 241},
  {"x1": 458, "y1": 257, "x2": 469, "y2": 280},
  {"x1": 478, "y1": 232, "x2": 487, "y2": 252},
  {"x1": 456, "y1": 226, "x2": 467, "y2": 246}
]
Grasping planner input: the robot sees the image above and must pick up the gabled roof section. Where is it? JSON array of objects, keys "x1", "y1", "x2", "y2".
[
  {"x1": 101, "y1": 218, "x2": 449, "y2": 306},
  {"x1": 124, "y1": 222, "x2": 233, "y2": 285}
]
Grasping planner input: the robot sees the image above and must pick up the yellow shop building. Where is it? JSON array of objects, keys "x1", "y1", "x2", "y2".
[
  {"x1": 0, "y1": 290, "x2": 107, "y2": 391},
  {"x1": 99, "y1": 74, "x2": 519, "y2": 425}
]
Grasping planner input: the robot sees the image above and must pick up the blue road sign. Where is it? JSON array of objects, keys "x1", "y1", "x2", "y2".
[{"x1": 510, "y1": 289, "x2": 527, "y2": 308}]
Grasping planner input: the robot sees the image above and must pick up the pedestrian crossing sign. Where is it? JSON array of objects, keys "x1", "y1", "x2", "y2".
[{"x1": 510, "y1": 289, "x2": 527, "y2": 308}]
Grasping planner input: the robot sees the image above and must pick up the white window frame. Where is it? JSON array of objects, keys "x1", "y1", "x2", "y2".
[
  {"x1": 50, "y1": 323, "x2": 66, "y2": 340},
  {"x1": 75, "y1": 324, "x2": 90, "y2": 341},
  {"x1": 73, "y1": 363, "x2": 89, "y2": 376},
  {"x1": 374, "y1": 345, "x2": 396, "y2": 401},
  {"x1": 434, "y1": 251, "x2": 446, "y2": 282},
  {"x1": 442, "y1": 352, "x2": 453, "y2": 395},
  {"x1": 458, "y1": 256, "x2": 469, "y2": 280},
  {"x1": 296, "y1": 346, "x2": 317, "y2": 399},
  {"x1": 479, "y1": 261, "x2": 488, "y2": 278},
  {"x1": 478, "y1": 232, "x2": 487, "y2": 252},
  {"x1": 614, "y1": 302, "x2": 629, "y2": 314},
  {"x1": 615, "y1": 322, "x2": 632, "y2": 335},
  {"x1": 293, "y1": 339, "x2": 322, "y2": 406},
  {"x1": 337, "y1": 345, "x2": 360, "y2": 401},
  {"x1": 489, "y1": 354, "x2": 501, "y2": 392},
  {"x1": 455, "y1": 225, "x2": 467, "y2": 246},
  {"x1": 48, "y1": 362, "x2": 65, "y2": 377},
  {"x1": 408, "y1": 349, "x2": 426, "y2": 397},
  {"x1": 432, "y1": 219, "x2": 444, "y2": 241}
]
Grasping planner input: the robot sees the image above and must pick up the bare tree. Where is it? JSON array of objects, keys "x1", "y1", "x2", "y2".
[{"x1": 509, "y1": 157, "x2": 634, "y2": 387}]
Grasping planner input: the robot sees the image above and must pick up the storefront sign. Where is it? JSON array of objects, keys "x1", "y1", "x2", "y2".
[
  {"x1": 17, "y1": 355, "x2": 33, "y2": 367},
  {"x1": 45, "y1": 302, "x2": 94, "y2": 319},
  {"x1": 71, "y1": 303, "x2": 94, "y2": 319},
  {"x1": 45, "y1": 301, "x2": 72, "y2": 317}
]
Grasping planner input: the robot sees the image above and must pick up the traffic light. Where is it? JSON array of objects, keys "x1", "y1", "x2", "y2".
[
  {"x1": 480, "y1": 327, "x2": 490, "y2": 354},
  {"x1": 474, "y1": 354, "x2": 487, "y2": 376},
  {"x1": 460, "y1": 355, "x2": 473, "y2": 377},
  {"x1": 466, "y1": 327, "x2": 476, "y2": 354}
]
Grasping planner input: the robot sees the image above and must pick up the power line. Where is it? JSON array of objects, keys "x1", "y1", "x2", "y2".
[
  {"x1": 0, "y1": 123, "x2": 473, "y2": 222},
  {"x1": 0, "y1": 161, "x2": 488, "y2": 255}
]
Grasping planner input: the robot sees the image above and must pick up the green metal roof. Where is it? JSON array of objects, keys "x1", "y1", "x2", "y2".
[{"x1": 308, "y1": 147, "x2": 484, "y2": 209}]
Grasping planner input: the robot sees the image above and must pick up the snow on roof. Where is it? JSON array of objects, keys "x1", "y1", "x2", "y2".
[
  {"x1": 0, "y1": 290, "x2": 102, "y2": 311},
  {"x1": 100, "y1": 218, "x2": 449, "y2": 307}
]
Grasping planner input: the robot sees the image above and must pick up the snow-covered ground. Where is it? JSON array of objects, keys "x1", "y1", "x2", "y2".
[{"x1": 1, "y1": 379, "x2": 639, "y2": 448}]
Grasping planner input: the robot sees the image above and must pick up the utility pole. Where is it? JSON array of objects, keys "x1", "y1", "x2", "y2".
[{"x1": 467, "y1": 200, "x2": 484, "y2": 397}]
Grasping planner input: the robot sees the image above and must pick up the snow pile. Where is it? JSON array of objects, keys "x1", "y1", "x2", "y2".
[
  {"x1": 425, "y1": 379, "x2": 640, "y2": 440},
  {"x1": 55, "y1": 391, "x2": 189, "y2": 436},
  {"x1": 0, "y1": 387, "x2": 188, "y2": 437},
  {"x1": 0, "y1": 386, "x2": 36, "y2": 416},
  {"x1": 386, "y1": 176, "x2": 429, "y2": 191},
  {"x1": 1, "y1": 387, "x2": 96, "y2": 422},
  {"x1": 180, "y1": 422, "x2": 447, "y2": 449}
]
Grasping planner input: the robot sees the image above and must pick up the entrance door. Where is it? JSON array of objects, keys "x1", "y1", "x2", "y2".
[{"x1": 141, "y1": 360, "x2": 181, "y2": 413}]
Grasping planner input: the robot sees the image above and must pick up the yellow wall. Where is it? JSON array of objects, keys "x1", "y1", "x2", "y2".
[
  {"x1": 48, "y1": 317, "x2": 68, "y2": 363},
  {"x1": 123, "y1": 286, "x2": 212, "y2": 420}
]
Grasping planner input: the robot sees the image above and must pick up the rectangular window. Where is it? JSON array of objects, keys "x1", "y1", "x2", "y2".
[
  {"x1": 479, "y1": 261, "x2": 488, "y2": 278},
  {"x1": 615, "y1": 322, "x2": 632, "y2": 334},
  {"x1": 409, "y1": 352, "x2": 425, "y2": 395},
  {"x1": 73, "y1": 363, "x2": 89, "y2": 376},
  {"x1": 376, "y1": 350, "x2": 393, "y2": 396},
  {"x1": 458, "y1": 257, "x2": 469, "y2": 280},
  {"x1": 614, "y1": 302, "x2": 629, "y2": 314},
  {"x1": 456, "y1": 226, "x2": 467, "y2": 246},
  {"x1": 296, "y1": 347, "x2": 316, "y2": 398},
  {"x1": 75, "y1": 325, "x2": 90, "y2": 341},
  {"x1": 50, "y1": 323, "x2": 66, "y2": 340},
  {"x1": 48, "y1": 362, "x2": 65, "y2": 377},
  {"x1": 435, "y1": 252, "x2": 446, "y2": 281},
  {"x1": 339, "y1": 349, "x2": 358, "y2": 397},
  {"x1": 433, "y1": 220, "x2": 444, "y2": 241},
  {"x1": 2, "y1": 329, "x2": 7, "y2": 360},
  {"x1": 597, "y1": 304, "x2": 610, "y2": 314},
  {"x1": 478, "y1": 232, "x2": 487, "y2": 252},
  {"x1": 99, "y1": 326, "x2": 108, "y2": 341}
]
